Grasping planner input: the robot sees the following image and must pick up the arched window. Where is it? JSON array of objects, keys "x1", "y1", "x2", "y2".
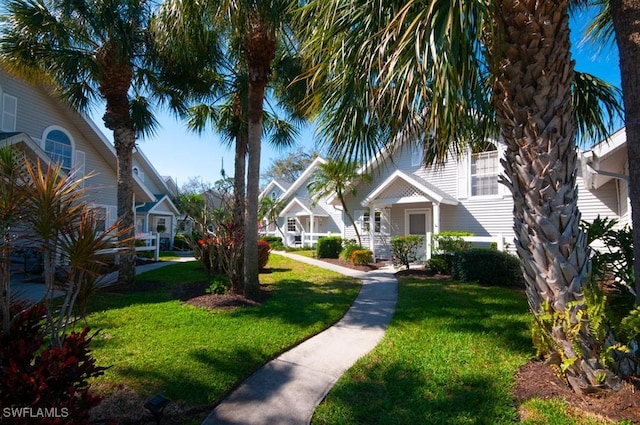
[
  {"x1": 43, "y1": 128, "x2": 73, "y2": 172},
  {"x1": 470, "y1": 141, "x2": 499, "y2": 196}
]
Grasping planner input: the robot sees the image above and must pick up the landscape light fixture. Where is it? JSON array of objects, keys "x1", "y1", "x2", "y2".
[{"x1": 144, "y1": 394, "x2": 170, "y2": 425}]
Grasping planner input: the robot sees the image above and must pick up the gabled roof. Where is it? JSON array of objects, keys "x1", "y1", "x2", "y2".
[
  {"x1": 135, "y1": 193, "x2": 180, "y2": 215},
  {"x1": 280, "y1": 156, "x2": 327, "y2": 200},
  {"x1": 259, "y1": 179, "x2": 292, "y2": 200},
  {"x1": 0, "y1": 132, "x2": 52, "y2": 164},
  {"x1": 279, "y1": 197, "x2": 329, "y2": 217},
  {"x1": 362, "y1": 169, "x2": 458, "y2": 207},
  {"x1": 580, "y1": 127, "x2": 628, "y2": 190}
]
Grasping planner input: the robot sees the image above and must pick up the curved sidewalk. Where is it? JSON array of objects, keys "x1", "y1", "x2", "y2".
[{"x1": 202, "y1": 251, "x2": 398, "y2": 425}]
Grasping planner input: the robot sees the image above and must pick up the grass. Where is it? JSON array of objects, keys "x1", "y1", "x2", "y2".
[
  {"x1": 312, "y1": 276, "x2": 534, "y2": 425},
  {"x1": 85, "y1": 253, "x2": 360, "y2": 407}
]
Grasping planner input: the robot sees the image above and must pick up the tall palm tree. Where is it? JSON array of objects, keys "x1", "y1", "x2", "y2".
[
  {"x1": 0, "y1": 0, "x2": 213, "y2": 285},
  {"x1": 158, "y1": 0, "x2": 303, "y2": 298},
  {"x1": 299, "y1": 0, "x2": 624, "y2": 392},
  {"x1": 307, "y1": 159, "x2": 368, "y2": 246},
  {"x1": 584, "y1": 0, "x2": 640, "y2": 305}
]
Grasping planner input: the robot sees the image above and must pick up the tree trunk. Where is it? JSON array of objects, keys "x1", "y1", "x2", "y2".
[
  {"x1": 610, "y1": 0, "x2": 640, "y2": 305},
  {"x1": 233, "y1": 130, "x2": 247, "y2": 294},
  {"x1": 114, "y1": 126, "x2": 137, "y2": 286},
  {"x1": 244, "y1": 79, "x2": 265, "y2": 300},
  {"x1": 490, "y1": 0, "x2": 618, "y2": 393}
]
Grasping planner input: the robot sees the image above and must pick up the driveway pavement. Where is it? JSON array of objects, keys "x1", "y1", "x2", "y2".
[{"x1": 201, "y1": 251, "x2": 398, "y2": 425}]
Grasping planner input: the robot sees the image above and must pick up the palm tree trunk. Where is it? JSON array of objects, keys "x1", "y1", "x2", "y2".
[
  {"x1": 114, "y1": 127, "x2": 137, "y2": 286},
  {"x1": 610, "y1": 0, "x2": 640, "y2": 305},
  {"x1": 244, "y1": 79, "x2": 264, "y2": 299},
  {"x1": 491, "y1": 0, "x2": 618, "y2": 393},
  {"x1": 233, "y1": 131, "x2": 247, "y2": 294}
]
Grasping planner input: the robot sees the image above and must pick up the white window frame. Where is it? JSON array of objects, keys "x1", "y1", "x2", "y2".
[
  {"x1": 2, "y1": 93, "x2": 17, "y2": 132},
  {"x1": 470, "y1": 144, "x2": 500, "y2": 198},
  {"x1": 42, "y1": 126, "x2": 74, "y2": 173},
  {"x1": 287, "y1": 217, "x2": 297, "y2": 232}
]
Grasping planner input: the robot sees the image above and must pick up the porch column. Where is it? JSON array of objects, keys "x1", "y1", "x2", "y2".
[
  {"x1": 310, "y1": 213, "x2": 315, "y2": 247},
  {"x1": 369, "y1": 205, "x2": 375, "y2": 258},
  {"x1": 433, "y1": 203, "x2": 441, "y2": 235}
]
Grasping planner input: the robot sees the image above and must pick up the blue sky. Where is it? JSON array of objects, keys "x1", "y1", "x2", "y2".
[{"x1": 89, "y1": 12, "x2": 622, "y2": 189}]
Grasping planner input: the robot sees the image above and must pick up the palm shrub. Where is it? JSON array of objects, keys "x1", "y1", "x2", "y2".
[
  {"x1": 391, "y1": 235, "x2": 423, "y2": 270},
  {"x1": 316, "y1": 236, "x2": 343, "y2": 259}
]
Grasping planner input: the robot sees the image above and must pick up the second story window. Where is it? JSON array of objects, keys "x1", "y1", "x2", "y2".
[
  {"x1": 44, "y1": 129, "x2": 73, "y2": 172},
  {"x1": 470, "y1": 143, "x2": 499, "y2": 197}
]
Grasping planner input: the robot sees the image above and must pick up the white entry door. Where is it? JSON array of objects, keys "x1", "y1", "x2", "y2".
[{"x1": 405, "y1": 209, "x2": 432, "y2": 261}]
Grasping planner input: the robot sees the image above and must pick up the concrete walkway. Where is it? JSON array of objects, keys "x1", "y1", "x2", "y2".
[
  {"x1": 10, "y1": 252, "x2": 195, "y2": 303},
  {"x1": 201, "y1": 251, "x2": 398, "y2": 425}
]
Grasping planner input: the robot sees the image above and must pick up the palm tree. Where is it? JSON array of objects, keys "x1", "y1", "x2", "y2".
[
  {"x1": 158, "y1": 0, "x2": 304, "y2": 298},
  {"x1": 584, "y1": 0, "x2": 640, "y2": 305},
  {"x1": 307, "y1": 159, "x2": 369, "y2": 246},
  {"x1": 299, "y1": 0, "x2": 624, "y2": 392},
  {"x1": 0, "y1": 0, "x2": 212, "y2": 285}
]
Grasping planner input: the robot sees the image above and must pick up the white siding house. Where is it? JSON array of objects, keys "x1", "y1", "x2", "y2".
[
  {"x1": 263, "y1": 128, "x2": 630, "y2": 261},
  {"x1": 0, "y1": 69, "x2": 178, "y2": 249}
]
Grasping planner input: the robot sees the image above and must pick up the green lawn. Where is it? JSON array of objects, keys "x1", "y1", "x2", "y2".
[
  {"x1": 311, "y1": 276, "x2": 627, "y2": 425},
  {"x1": 86, "y1": 253, "x2": 360, "y2": 407}
]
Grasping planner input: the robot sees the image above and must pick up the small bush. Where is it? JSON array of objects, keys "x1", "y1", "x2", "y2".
[
  {"x1": 174, "y1": 233, "x2": 190, "y2": 250},
  {"x1": 260, "y1": 235, "x2": 284, "y2": 250},
  {"x1": 316, "y1": 236, "x2": 343, "y2": 259},
  {"x1": 350, "y1": 249, "x2": 373, "y2": 266},
  {"x1": 207, "y1": 275, "x2": 230, "y2": 294},
  {"x1": 433, "y1": 231, "x2": 473, "y2": 253},
  {"x1": 426, "y1": 255, "x2": 450, "y2": 274},
  {"x1": 391, "y1": 235, "x2": 423, "y2": 269},
  {"x1": 452, "y1": 249, "x2": 524, "y2": 287},
  {"x1": 258, "y1": 239, "x2": 271, "y2": 270},
  {"x1": 340, "y1": 239, "x2": 362, "y2": 261}
]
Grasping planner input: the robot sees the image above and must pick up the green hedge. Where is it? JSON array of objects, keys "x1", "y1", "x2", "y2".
[
  {"x1": 260, "y1": 235, "x2": 284, "y2": 250},
  {"x1": 316, "y1": 236, "x2": 343, "y2": 259},
  {"x1": 452, "y1": 249, "x2": 524, "y2": 287}
]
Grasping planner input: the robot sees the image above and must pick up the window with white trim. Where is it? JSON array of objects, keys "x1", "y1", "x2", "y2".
[
  {"x1": 287, "y1": 217, "x2": 297, "y2": 232},
  {"x1": 93, "y1": 207, "x2": 107, "y2": 232},
  {"x1": 470, "y1": 143, "x2": 499, "y2": 196},
  {"x1": 44, "y1": 129, "x2": 73, "y2": 172},
  {"x1": 362, "y1": 211, "x2": 381, "y2": 233},
  {"x1": 2, "y1": 94, "x2": 17, "y2": 132}
]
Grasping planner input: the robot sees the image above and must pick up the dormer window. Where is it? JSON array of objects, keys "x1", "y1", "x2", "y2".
[{"x1": 43, "y1": 128, "x2": 73, "y2": 172}]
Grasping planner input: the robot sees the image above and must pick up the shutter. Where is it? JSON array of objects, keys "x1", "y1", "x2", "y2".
[
  {"x1": 75, "y1": 150, "x2": 86, "y2": 186},
  {"x1": 2, "y1": 94, "x2": 17, "y2": 132},
  {"x1": 108, "y1": 206, "x2": 118, "y2": 229},
  {"x1": 457, "y1": 149, "x2": 469, "y2": 199}
]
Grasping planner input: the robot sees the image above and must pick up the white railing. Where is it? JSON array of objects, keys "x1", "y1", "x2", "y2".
[{"x1": 97, "y1": 232, "x2": 160, "y2": 261}]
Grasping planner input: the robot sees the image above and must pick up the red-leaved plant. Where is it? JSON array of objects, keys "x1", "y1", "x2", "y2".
[{"x1": 1, "y1": 302, "x2": 106, "y2": 424}]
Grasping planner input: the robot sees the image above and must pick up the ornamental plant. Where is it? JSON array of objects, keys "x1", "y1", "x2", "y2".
[
  {"x1": 0, "y1": 303, "x2": 106, "y2": 425},
  {"x1": 391, "y1": 235, "x2": 423, "y2": 270}
]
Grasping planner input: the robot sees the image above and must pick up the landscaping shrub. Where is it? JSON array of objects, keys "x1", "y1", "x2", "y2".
[
  {"x1": 207, "y1": 275, "x2": 230, "y2": 294},
  {"x1": 340, "y1": 239, "x2": 362, "y2": 261},
  {"x1": 260, "y1": 235, "x2": 283, "y2": 250},
  {"x1": 391, "y1": 235, "x2": 423, "y2": 269},
  {"x1": 452, "y1": 248, "x2": 524, "y2": 287},
  {"x1": 350, "y1": 249, "x2": 373, "y2": 266},
  {"x1": 0, "y1": 303, "x2": 106, "y2": 424},
  {"x1": 173, "y1": 233, "x2": 190, "y2": 250},
  {"x1": 258, "y1": 239, "x2": 271, "y2": 270},
  {"x1": 316, "y1": 236, "x2": 343, "y2": 259},
  {"x1": 425, "y1": 255, "x2": 449, "y2": 274}
]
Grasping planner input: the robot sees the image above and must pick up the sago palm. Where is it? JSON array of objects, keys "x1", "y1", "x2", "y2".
[{"x1": 299, "y1": 0, "x2": 624, "y2": 392}]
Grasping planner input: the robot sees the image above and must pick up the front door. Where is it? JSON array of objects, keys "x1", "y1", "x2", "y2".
[{"x1": 405, "y1": 209, "x2": 432, "y2": 261}]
